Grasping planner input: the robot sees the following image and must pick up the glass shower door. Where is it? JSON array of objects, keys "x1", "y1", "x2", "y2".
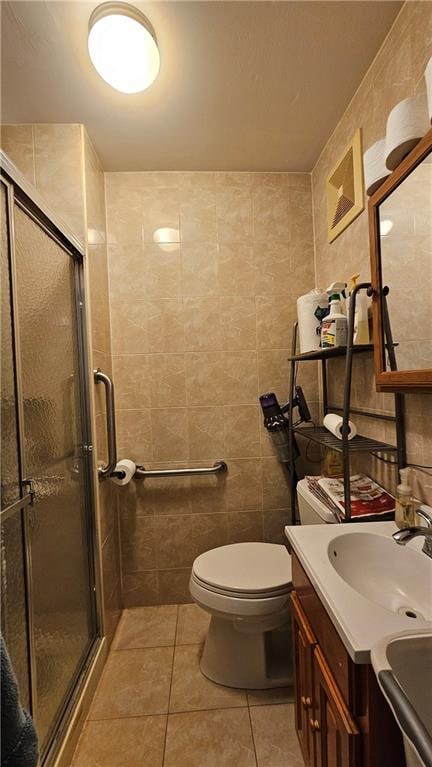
[
  {"x1": 1, "y1": 180, "x2": 32, "y2": 711},
  {"x1": 12, "y1": 201, "x2": 97, "y2": 752}
]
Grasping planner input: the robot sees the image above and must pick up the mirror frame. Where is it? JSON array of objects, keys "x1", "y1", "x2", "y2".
[{"x1": 369, "y1": 127, "x2": 432, "y2": 392}]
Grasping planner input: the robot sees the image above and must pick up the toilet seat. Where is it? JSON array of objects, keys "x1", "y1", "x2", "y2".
[{"x1": 192, "y1": 542, "x2": 292, "y2": 599}]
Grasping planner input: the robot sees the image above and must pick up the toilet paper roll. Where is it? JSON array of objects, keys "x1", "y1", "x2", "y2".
[
  {"x1": 425, "y1": 57, "x2": 432, "y2": 124},
  {"x1": 363, "y1": 139, "x2": 390, "y2": 196},
  {"x1": 111, "y1": 458, "x2": 136, "y2": 486},
  {"x1": 385, "y1": 93, "x2": 430, "y2": 171},
  {"x1": 323, "y1": 413, "x2": 357, "y2": 441}
]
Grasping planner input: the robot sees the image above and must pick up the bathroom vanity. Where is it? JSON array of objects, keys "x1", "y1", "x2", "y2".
[{"x1": 286, "y1": 522, "x2": 432, "y2": 767}]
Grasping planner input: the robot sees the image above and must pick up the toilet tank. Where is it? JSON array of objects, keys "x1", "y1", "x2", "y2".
[{"x1": 296, "y1": 478, "x2": 338, "y2": 524}]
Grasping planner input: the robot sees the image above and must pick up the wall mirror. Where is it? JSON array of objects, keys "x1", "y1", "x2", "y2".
[{"x1": 369, "y1": 127, "x2": 432, "y2": 391}]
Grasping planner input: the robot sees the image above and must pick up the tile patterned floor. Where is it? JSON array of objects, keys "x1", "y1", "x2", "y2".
[{"x1": 71, "y1": 604, "x2": 304, "y2": 767}]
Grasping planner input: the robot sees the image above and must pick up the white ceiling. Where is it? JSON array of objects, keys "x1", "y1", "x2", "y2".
[{"x1": 1, "y1": 1, "x2": 402, "y2": 172}]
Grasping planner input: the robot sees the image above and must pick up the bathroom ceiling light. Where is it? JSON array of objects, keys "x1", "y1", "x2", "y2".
[{"x1": 88, "y1": 3, "x2": 160, "y2": 94}]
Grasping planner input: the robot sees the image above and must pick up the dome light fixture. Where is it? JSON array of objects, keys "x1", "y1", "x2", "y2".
[{"x1": 88, "y1": 2, "x2": 160, "y2": 94}]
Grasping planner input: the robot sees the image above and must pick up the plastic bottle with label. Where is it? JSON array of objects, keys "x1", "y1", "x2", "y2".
[
  {"x1": 395, "y1": 467, "x2": 415, "y2": 529},
  {"x1": 321, "y1": 293, "x2": 348, "y2": 348}
]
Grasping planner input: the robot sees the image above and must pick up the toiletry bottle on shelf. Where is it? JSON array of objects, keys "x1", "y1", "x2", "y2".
[
  {"x1": 323, "y1": 449, "x2": 343, "y2": 477},
  {"x1": 348, "y1": 273, "x2": 370, "y2": 345},
  {"x1": 321, "y1": 293, "x2": 348, "y2": 348},
  {"x1": 395, "y1": 468, "x2": 415, "y2": 528}
]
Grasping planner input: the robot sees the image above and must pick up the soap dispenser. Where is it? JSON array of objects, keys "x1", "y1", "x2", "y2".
[{"x1": 395, "y1": 468, "x2": 415, "y2": 529}]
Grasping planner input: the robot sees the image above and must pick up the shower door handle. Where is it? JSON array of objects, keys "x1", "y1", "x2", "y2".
[{"x1": 94, "y1": 368, "x2": 118, "y2": 480}]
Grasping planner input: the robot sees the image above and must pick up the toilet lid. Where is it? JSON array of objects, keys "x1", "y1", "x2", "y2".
[{"x1": 192, "y1": 543, "x2": 292, "y2": 595}]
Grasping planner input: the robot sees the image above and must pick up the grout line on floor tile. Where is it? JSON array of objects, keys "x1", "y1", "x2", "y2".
[
  {"x1": 111, "y1": 643, "x2": 177, "y2": 651},
  {"x1": 168, "y1": 703, "x2": 248, "y2": 716},
  {"x1": 89, "y1": 705, "x2": 243, "y2": 725},
  {"x1": 162, "y1": 605, "x2": 179, "y2": 765},
  {"x1": 247, "y1": 704, "x2": 259, "y2": 767},
  {"x1": 87, "y1": 710, "x2": 171, "y2": 723},
  {"x1": 248, "y1": 698, "x2": 294, "y2": 707},
  {"x1": 84, "y1": 712, "x2": 168, "y2": 724}
]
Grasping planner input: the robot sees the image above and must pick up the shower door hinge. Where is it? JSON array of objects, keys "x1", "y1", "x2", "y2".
[{"x1": 21, "y1": 478, "x2": 36, "y2": 506}]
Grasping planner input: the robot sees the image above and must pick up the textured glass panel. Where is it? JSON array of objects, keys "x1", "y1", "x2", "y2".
[
  {"x1": 14, "y1": 204, "x2": 94, "y2": 750},
  {"x1": 1, "y1": 182, "x2": 21, "y2": 508},
  {"x1": 0, "y1": 513, "x2": 31, "y2": 709},
  {"x1": 0, "y1": 183, "x2": 31, "y2": 710}
]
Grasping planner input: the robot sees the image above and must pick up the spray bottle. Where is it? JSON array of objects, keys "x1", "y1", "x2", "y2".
[{"x1": 321, "y1": 284, "x2": 348, "y2": 348}]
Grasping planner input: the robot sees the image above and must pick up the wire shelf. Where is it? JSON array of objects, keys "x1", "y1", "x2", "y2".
[
  {"x1": 288, "y1": 344, "x2": 374, "y2": 362},
  {"x1": 293, "y1": 426, "x2": 397, "y2": 454}
]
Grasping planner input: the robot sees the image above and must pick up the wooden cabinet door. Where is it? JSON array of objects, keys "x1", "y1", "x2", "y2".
[
  {"x1": 291, "y1": 591, "x2": 317, "y2": 767},
  {"x1": 313, "y1": 646, "x2": 361, "y2": 767}
]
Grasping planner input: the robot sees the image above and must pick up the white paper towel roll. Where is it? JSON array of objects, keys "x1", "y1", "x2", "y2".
[
  {"x1": 111, "y1": 458, "x2": 136, "y2": 486},
  {"x1": 425, "y1": 56, "x2": 432, "y2": 124},
  {"x1": 297, "y1": 289, "x2": 328, "y2": 353},
  {"x1": 363, "y1": 138, "x2": 390, "y2": 196},
  {"x1": 385, "y1": 93, "x2": 430, "y2": 170},
  {"x1": 323, "y1": 413, "x2": 357, "y2": 441}
]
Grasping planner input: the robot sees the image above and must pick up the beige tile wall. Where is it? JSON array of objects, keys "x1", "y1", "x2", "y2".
[
  {"x1": 104, "y1": 171, "x2": 317, "y2": 606},
  {"x1": 1, "y1": 123, "x2": 122, "y2": 643},
  {"x1": 1, "y1": 123, "x2": 85, "y2": 239},
  {"x1": 311, "y1": 1, "x2": 432, "y2": 504}
]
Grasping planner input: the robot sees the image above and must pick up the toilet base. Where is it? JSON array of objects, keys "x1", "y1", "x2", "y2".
[{"x1": 200, "y1": 613, "x2": 293, "y2": 689}]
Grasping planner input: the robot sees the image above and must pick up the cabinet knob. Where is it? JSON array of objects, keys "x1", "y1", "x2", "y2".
[
  {"x1": 309, "y1": 718, "x2": 320, "y2": 732},
  {"x1": 301, "y1": 696, "x2": 312, "y2": 710}
]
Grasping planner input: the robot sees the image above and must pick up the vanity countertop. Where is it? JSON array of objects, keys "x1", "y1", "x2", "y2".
[{"x1": 285, "y1": 521, "x2": 432, "y2": 664}]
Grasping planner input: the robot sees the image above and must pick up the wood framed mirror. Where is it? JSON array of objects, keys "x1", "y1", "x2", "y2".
[{"x1": 369, "y1": 127, "x2": 432, "y2": 392}]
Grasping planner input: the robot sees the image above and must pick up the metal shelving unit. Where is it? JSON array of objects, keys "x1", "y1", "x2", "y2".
[
  {"x1": 287, "y1": 282, "x2": 406, "y2": 523},
  {"x1": 291, "y1": 426, "x2": 398, "y2": 455}
]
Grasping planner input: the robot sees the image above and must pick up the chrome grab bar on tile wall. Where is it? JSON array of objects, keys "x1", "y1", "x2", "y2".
[
  {"x1": 93, "y1": 368, "x2": 227, "y2": 481},
  {"x1": 134, "y1": 461, "x2": 227, "y2": 479},
  {"x1": 94, "y1": 368, "x2": 118, "y2": 480}
]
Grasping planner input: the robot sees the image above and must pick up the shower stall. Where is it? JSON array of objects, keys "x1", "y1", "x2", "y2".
[{"x1": 1, "y1": 156, "x2": 101, "y2": 764}]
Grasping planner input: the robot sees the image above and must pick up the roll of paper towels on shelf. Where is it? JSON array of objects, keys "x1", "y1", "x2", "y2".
[
  {"x1": 111, "y1": 458, "x2": 136, "y2": 485},
  {"x1": 425, "y1": 57, "x2": 432, "y2": 124},
  {"x1": 297, "y1": 289, "x2": 328, "y2": 353},
  {"x1": 363, "y1": 138, "x2": 390, "y2": 196},
  {"x1": 385, "y1": 93, "x2": 430, "y2": 170},
  {"x1": 323, "y1": 413, "x2": 357, "y2": 441}
]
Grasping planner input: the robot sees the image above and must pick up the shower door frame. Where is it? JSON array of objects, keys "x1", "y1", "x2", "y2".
[{"x1": 0, "y1": 152, "x2": 103, "y2": 766}]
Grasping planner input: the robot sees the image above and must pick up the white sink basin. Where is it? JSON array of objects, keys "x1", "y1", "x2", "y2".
[
  {"x1": 286, "y1": 521, "x2": 432, "y2": 662},
  {"x1": 328, "y1": 532, "x2": 432, "y2": 621}
]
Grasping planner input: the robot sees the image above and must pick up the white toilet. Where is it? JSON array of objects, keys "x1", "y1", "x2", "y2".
[{"x1": 189, "y1": 478, "x2": 337, "y2": 689}]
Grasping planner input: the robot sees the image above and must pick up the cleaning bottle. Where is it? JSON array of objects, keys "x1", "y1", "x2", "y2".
[
  {"x1": 321, "y1": 293, "x2": 348, "y2": 348},
  {"x1": 348, "y1": 273, "x2": 370, "y2": 345},
  {"x1": 395, "y1": 467, "x2": 415, "y2": 529}
]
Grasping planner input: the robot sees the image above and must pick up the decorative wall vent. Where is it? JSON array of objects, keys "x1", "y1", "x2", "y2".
[{"x1": 327, "y1": 129, "x2": 364, "y2": 242}]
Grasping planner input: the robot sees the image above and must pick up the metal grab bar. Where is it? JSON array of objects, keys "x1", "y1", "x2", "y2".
[
  {"x1": 94, "y1": 368, "x2": 118, "y2": 480},
  {"x1": 134, "y1": 461, "x2": 227, "y2": 480}
]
